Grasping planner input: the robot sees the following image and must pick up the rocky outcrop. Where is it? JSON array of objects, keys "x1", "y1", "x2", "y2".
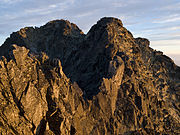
[{"x1": 0, "y1": 17, "x2": 179, "y2": 135}]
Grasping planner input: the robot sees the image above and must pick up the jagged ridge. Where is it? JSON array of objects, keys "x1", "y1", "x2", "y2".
[{"x1": 0, "y1": 17, "x2": 179, "y2": 135}]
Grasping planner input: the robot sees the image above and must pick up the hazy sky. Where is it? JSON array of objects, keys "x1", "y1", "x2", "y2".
[{"x1": 0, "y1": 0, "x2": 180, "y2": 65}]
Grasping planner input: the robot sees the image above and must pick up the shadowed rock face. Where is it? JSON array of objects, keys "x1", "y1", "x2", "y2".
[{"x1": 0, "y1": 17, "x2": 180, "y2": 135}]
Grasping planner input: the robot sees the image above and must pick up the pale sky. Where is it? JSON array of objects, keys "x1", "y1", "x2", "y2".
[{"x1": 0, "y1": 0, "x2": 180, "y2": 65}]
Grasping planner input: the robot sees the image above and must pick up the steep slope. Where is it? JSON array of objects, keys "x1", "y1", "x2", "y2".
[{"x1": 0, "y1": 17, "x2": 179, "y2": 135}]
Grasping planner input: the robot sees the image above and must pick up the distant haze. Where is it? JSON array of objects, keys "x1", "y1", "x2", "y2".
[
  {"x1": 0, "y1": 0, "x2": 179, "y2": 65},
  {"x1": 167, "y1": 54, "x2": 180, "y2": 66}
]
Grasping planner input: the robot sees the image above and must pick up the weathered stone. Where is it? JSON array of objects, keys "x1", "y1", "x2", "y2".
[{"x1": 0, "y1": 17, "x2": 179, "y2": 135}]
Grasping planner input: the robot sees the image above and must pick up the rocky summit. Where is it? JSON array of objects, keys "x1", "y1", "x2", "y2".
[{"x1": 0, "y1": 17, "x2": 179, "y2": 135}]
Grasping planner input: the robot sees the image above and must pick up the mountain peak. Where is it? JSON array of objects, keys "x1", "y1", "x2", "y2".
[
  {"x1": 97, "y1": 17, "x2": 123, "y2": 27},
  {"x1": 0, "y1": 17, "x2": 179, "y2": 135},
  {"x1": 87, "y1": 17, "x2": 124, "y2": 36}
]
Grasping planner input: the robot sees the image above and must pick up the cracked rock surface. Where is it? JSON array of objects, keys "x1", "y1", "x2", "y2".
[{"x1": 0, "y1": 17, "x2": 180, "y2": 135}]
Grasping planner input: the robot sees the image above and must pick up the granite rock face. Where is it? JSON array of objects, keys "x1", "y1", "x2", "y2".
[{"x1": 0, "y1": 17, "x2": 180, "y2": 135}]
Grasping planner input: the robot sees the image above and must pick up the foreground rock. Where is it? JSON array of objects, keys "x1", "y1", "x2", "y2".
[{"x1": 0, "y1": 17, "x2": 179, "y2": 135}]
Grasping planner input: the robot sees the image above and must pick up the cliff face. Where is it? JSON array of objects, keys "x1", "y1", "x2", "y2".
[{"x1": 0, "y1": 17, "x2": 179, "y2": 135}]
